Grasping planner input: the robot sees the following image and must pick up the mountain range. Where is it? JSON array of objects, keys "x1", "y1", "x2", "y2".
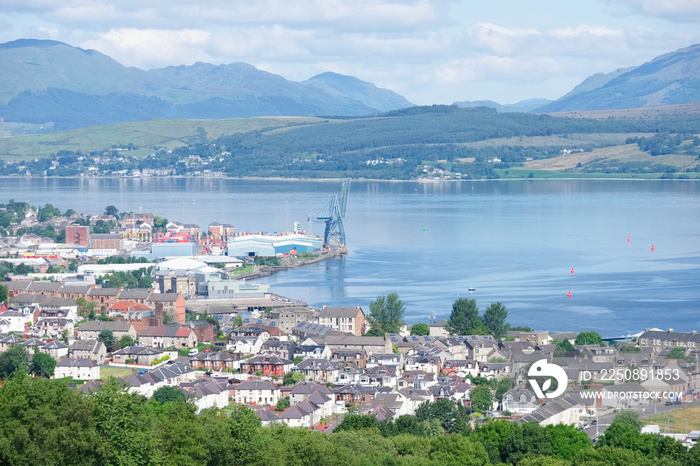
[
  {"x1": 0, "y1": 39, "x2": 412, "y2": 131},
  {"x1": 1, "y1": 39, "x2": 700, "y2": 132}
]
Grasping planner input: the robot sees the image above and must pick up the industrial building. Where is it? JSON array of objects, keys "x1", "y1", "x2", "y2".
[{"x1": 226, "y1": 234, "x2": 323, "y2": 258}]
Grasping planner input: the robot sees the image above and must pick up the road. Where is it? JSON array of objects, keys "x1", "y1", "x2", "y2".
[{"x1": 585, "y1": 399, "x2": 700, "y2": 440}]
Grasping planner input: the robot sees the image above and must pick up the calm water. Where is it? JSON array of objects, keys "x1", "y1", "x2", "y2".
[{"x1": 2, "y1": 177, "x2": 699, "y2": 336}]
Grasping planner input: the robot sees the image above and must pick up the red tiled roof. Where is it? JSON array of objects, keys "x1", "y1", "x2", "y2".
[{"x1": 109, "y1": 301, "x2": 151, "y2": 312}]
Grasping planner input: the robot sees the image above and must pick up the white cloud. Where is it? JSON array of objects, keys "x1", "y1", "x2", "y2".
[
  {"x1": 81, "y1": 29, "x2": 212, "y2": 68},
  {"x1": 608, "y1": 0, "x2": 700, "y2": 22}
]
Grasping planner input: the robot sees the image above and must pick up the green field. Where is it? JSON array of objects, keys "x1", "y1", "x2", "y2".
[
  {"x1": 0, "y1": 116, "x2": 325, "y2": 159},
  {"x1": 99, "y1": 366, "x2": 136, "y2": 380},
  {"x1": 643, "y1": 406, "x2": 700, "y2": 434}
]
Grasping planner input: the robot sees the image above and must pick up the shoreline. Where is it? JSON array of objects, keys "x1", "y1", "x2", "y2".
[{"x1": 0, "y1": 175, "x2": 698, "y2": 182}]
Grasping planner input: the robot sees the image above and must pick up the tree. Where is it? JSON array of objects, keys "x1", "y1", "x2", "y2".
[
  {"x1": 445, "y1": 298, "x2": 487, "y2": 335},
  {"x1": 553, "y1": 338, "x2": 574, "y2": 357},
  {"x1": 283, "y1": 371, "x2": 305, "y2": 386},
  {"x1": 0, "y1": 343, "x2": 30, "y2": 378},
  {"x1": 104, "y1": 205, "x2": 119, "y2": 217},
  {"x1": 666, "y1": 347, "x2": 690, "y2": 361},
  {"x1": 368, "y1": 293, "x2": 405, "y2": 334},
  {"x1": 612, "y1": 410, "x2": 642, "y2": 431},
  {"x1": 335, "y1": 414, "x2": 379, "y2": 432},
  {"x1": 233, "y1": 314, "x2": 243, "y2": 329},
  {"x1": 153, "y1": 385, "x2": 187, "y2": 405},
  {"x1": 469, "y1": 384, "x2": 493, "y2": 414},
  {"x1": 410, "y1": 323, "x2": 430, "y2": 336},
  {"x1": 0, "y1": 284, "x2": 7, "y2": 304},
  {"x1": 545, "y1": 424, "x2": 592, "y2": 460},
  {"x1": 501, "y1": 421, "x2": 554, "y2": 465},
  {"x1": 575, "y1": 331, "x2": 603, "y2": 346},
  {"x1": 364, "y1": 328, "x2": 385, "y2": 336},
  {"x1": 482, "y1": 302, "x2": 508, "y2": 341},
  {"x1": 276, "y1": 397, "x2": 291, "y2": 411},
  {"x1": 153, "y1": 216, "x2": 168, "y2": 232},
  {"x1": 98, "y1": 329, "x2": 117, "y2": 352},
  {"x1": 76, "y1": 297, "x2": 95, "y2": 317},
  {"x1": 119, "y1": 335, "x2": 135, "y2": 348},
  {"x1": 30, "y1": 350, "x2": 56, "y2": 377}
]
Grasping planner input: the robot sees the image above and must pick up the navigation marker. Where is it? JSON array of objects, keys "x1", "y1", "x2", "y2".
[
  {"x1": 627, "y1": 236, "x2": 630, "y2": 244},
  {"x1": 567, "y1": 290, "x2": 572, "y2": 298},
  {"x1": 571, "y1": 267, "x2": 574, "y2": 275},
  {"x1": 651, "y1": 244, "x2": 655, "y2": 253}
]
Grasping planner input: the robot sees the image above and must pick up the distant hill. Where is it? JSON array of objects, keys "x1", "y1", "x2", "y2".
[
  {"x1": 539, "y1": 44, "x2": 700, "y2": 112},
  {"x1": 0, "y1": 39, "x2": 412, "y2": 131},
  {"x1": 452, "y1": 98, "x2": 553, "y2": 113}
]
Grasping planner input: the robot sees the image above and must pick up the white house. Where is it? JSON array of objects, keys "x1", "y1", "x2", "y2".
[
  {"x1": 231, "y1": 380, "x2": 280, "y2": 406},
  {"x1": 55, "y1": 358, "x2": 100, "y2": 380}
]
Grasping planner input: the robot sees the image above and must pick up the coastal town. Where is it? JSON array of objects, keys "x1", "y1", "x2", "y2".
[{"x1": 1, "y1": 200, "x2": 699, "y2": 450}]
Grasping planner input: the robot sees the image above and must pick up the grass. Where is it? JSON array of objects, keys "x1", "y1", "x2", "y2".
[
  {"x1": 495, "y1": 169, "x2": 663, "y2": 180},
  {"x1": 231, "y1": 264, "x2": 254, "y2": 276},
  {"x1": 0, "y1": 117, "x2": 326, "y2": 160},
  {"x1": 99, "y1": 366, "x2": 135, "y2": 380},
  {"x1": 643, "y1": 406, "x2": 700, "y2": 433}
]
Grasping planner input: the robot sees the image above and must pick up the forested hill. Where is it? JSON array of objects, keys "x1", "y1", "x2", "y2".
[{"x1": 3, "y1": 105, "x2": 700, "y2": 179}]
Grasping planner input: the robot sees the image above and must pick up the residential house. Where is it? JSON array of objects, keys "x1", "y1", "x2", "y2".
[
  {"x1": 55, "y1": 358, "x2": 100, "y2": 380},
  {"x1": 266, "y1": 307, "x2": 317, "y2": 334},
  {"x1": 76, "y1": 321, "x2": 137, "y2": 341},
  {"x1": 260, "y1": 338, "x2": 296, "y2": 359},
  {"x1": 397, "y1": 371, "x2": 437, "y2": 391},
  {"x1": 227, "y1": 336, "x2": 263, "y2": 355},
  {"x1": 112, "y1": 345, "x2": 164, "y2": 365},
  {"x1": 502, "y1": 388, "x2": 539, "y2": 414},
  {"x1": 190, "y1": 351, "x2": 242, "y2": 372},
  {"x1": 70, "y1": 340, "x2": 108, "y2": 362},
  {"x1": 366, "y1": 352, "x2": 403, "y2": 368},
  {"x1": 479, "y1": 362, "x2": 512, "y2": 379},
  {"x1": 336, "y1": 364, "x2": 362, "y2": 385},
  {"x1": 239, "y1": 355, "x2": 293, "y2": 377},
  {"x1": 359, "y1": 365, "x2": 398, "y2": 388},
  {"x1": 0, "y1": 310, "x2": 32, "y2": 333},
  {"x1": 31, "y1": 318, "x2": 74, "y2": 339},
  {"x1": 292, "y1": 358, "x2": 338, "y2": 383},
  {"x1": 332, "y1": 384, "x2": 376, "y2": 405},
  {"x1": 442, "y1": 359, "x2": 479, "y2": 378},
  {"x1": 519, "y1": 393, "x2": 582, "y2": 427},
  {"x1": 231, "y1": 380, "x2": 281, "y2": 406},
  {"x1": 189, "y1": 320, "x2": 216, "y2": 343},
  {"x1": 317, "y1": 305, "x2": 366, "y2": 336},
  {"x1": 40, "y1": 340, "x2": 70, "y2": 359},
  {"x1": 464, "y1": 335, "x2": 499, "y2": 362},
  {"x1": 147, "y1": 293, "x2": 186, "y2": 324},
  {"x1": 139, "y1": 325, "x2": 197, "y2": 349},
  {"x1": 0, "y1": 334, "x2": 25, "y2": 352},
  {"x1": 288, "y1": 383, "x2": 334, "y2": 404},
  {"x1": 180, "y1": 378, "x2": 229, "y2": 412},
  {"x1": 87, "y1": 287, "x2": 121, "y2": 308},
  {"x1": 294, "y1": 345, "x2": 331, "y2": 360},
  {"x1": 317, "y1": 335, "x2": 392, "y2": 355},
  {"x1": 638, "y1": 329, "x2": 700, "y2": 356},
  {"x1": 330, "y1": 349, "x2": 367, "y2": 368}
]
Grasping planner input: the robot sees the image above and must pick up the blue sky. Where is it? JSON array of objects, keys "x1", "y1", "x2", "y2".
[{"x1": 1, "y1": 0, "x2": 699, "y2": 105}]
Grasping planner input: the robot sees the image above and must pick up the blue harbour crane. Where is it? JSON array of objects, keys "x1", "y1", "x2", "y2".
[{"x1": 311, "y1": 179, "x2": 350, "y2": 250}]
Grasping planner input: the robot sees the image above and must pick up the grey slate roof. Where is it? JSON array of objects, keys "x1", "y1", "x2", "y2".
[
  {"x1": 76, "y1": 321, "x2": 133, "y2": 332},
  {"x1": 57, "y1": 357, "x2": 97, "y2": 368}
]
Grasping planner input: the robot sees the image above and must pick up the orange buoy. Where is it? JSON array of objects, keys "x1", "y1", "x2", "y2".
[{"x1": 567, "y1": 290, "x2": 571, "y2": 298}]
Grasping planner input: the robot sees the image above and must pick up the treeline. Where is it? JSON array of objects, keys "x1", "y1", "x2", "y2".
[
  {"x1": 0, "y1": 372, "x2": 697, "y2": 465},
  {"x1": 7, "y1": 105, "x2": 700, "y2": 179},
  {"x1": 95, "y1": 268, "x2": 153, "y2": 289},
  {"x1": 627, "y1": 133, "x2": 700, "y2": 156}
]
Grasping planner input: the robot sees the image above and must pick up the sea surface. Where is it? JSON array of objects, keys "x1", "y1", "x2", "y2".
[{"x1": 2, "y1": 177, "x2": 699, "y2": 336}]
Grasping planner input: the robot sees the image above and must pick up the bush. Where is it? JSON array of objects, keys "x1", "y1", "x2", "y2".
[{"x1": 125, "y1": 359, "x2": 135, "y2": 364}]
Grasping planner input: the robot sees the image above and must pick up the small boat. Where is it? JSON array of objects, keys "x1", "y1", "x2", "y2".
[{"x1": 468, "y1": 287, "x2": 476, "y2": 293}]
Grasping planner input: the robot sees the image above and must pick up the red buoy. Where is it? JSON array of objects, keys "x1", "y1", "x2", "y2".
[
  {"x1": 571, "y1": 267, "x2": 574, "y2": 275},
  {"x1": 627, "y1": 236, "x2": 630, "y2": 244},
  {"x1": 651, "y1": 244, "x2": 655, "y2": 253},
  {"x1": 567, "y1": 290, "x2": 571, "y2": 298}
]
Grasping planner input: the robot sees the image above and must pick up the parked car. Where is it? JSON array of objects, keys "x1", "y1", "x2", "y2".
[
  {"x1": 665, "y1": 401, "x2": 673, "y2": 406},
  {"x1": 582, "y1": 424, "x2": 589, "y2": 430},
  {"x1": 591, "y1": 420, "x2": 597, "y2": 425},
  {"x1": 188, "y1": 349, "x2": 199, "y2": 357},
  {"x1": 214, "y1": 342, "x2": 226, "y2": 346},
  {"x1": 203, "y1": 348, "x2": 211, "y2": 353},
  {"x1": 138, "y1": 369, "x2": 148, "y2": 375}
]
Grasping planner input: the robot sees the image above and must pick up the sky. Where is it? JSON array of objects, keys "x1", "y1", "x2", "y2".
[{"x1": 1, "y1": 0, "x2": 700, "y2": 105}]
